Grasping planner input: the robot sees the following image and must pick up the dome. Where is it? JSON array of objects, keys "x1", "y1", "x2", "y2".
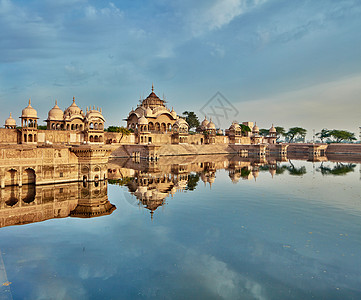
[
  {"x1": 175, "y1": 117, "x2": 188, "y2": 125},
  {"x1": 5, "y1": 113, "x2": 16, "y2": 126},
  {"x1": 230, "y1": 122, "x2": 240, "y2": 130},
  {"x1": 207, "y1": 119, "x2": 216, "y2": 129},
  {"x1": 217, "y1": 129, "x2": 223, "y2": 135},
  {"x1": 86, "y1": 106, "x2": 105, "y2": 121},
  {"x1": 64, "y1": 97, "x2": 83, "y2": 117},
  {"x1": 269, "y1": 124, "x2": 276, "y2": 133},
  {"x1": 21, "y1": 99, "x2": 38, "y2": 118},
  {"x1": 47, "y1": 100, "x2": 64, "y2": 120},
  {"x1": 252, "y1": 123, "x2": 259, "y2": 133},
  {"x1": 201, "y1": 116, "x2": 209, "y2": 127},
  {"x1": 138, "y1": 115, "x2": 148, "y2": 125}
]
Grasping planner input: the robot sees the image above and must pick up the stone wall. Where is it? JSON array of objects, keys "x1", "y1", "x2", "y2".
[{"x1": 0, "y1": 129, "x2": 20, "y2": 144}]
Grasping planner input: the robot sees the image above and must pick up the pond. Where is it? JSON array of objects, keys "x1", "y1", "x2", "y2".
[{"x1": 0, "y1": 155, "x2": 360, "y2": 299}]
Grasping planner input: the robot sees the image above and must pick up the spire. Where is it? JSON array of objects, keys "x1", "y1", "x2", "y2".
[
  {"x1": 93, "y1": 105, "x2": 95, "y2": 110},
  {"x1": 73, "y1": 96, "x2": 75, "y2": 103},
  {"x1": 9, "y1": 112, "x2": 12, "y2": 117},
  {"x1": 86, "y1": 106, "x2": 88, "y2": 112},
  {"x1": 152, "y1": 83, "x2": 154, "y2": 92},
  {"x1": 28, "y1": 99, "x2": 31, "y2": 106},
  {"x1": 55, "y1": 99, "x2": 57, "y2": 105}
]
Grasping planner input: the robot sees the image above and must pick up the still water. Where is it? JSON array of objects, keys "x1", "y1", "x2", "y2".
[{"x1": 0, "y1": 155, "x2": 361, "y2": 299}]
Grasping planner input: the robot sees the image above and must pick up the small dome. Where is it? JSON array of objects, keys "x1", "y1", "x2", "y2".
[
  {"x1": 64, "y1": 97, "x2": 83, "y2": 117},
  {"x1": 230, "y1": 122, "x2": 240, "y2": 130},
  {"x1": 48, "y1": 100, "x2": 64, "y2": 120},
  {"x1": 145, "y1": 107, "x2": 153, "y2": 117},
  {"x1": 21, "y1": 99, "x2": 38, "y2": 118},
  {"x1": 138, "y1": 115, "x2": 148, "y2": 125},
  {"x1": 86, "y1": 106, "x2": 105, "y2": 121},
  {"x1": 207, "y1": 119, "x2": 216, "y2": 129},
  {"x1": 201, "y1": 116, "x2": 209, "y2": 127},
  {"x1": 5, "y1": 113, "x2": 16, "y2": 126},
  {"x1": 269, "y1": 124, "x2": 276, "y2": 133},
  {"x1": 252, "y1": 123, "x2": 259, "y2": 133},
  {"x1": 217, "y1": 129, "x2": 223, "y2": 135}
]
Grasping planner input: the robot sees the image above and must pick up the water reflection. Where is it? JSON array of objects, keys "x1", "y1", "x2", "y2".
[
  {"x1": 108, "y1": 153, "x2": 361, "y2": 218},
  {"x1": 0, "y1": 181, "x2": 115, "y2": 228}
]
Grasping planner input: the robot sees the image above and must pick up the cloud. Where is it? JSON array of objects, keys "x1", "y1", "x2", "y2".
[
  {"x1": 182, "y1": 250, "x2": 267, "y2": 299},
  {"x1": 187, "y1": 0, "x2": 268, "y2": 37}
]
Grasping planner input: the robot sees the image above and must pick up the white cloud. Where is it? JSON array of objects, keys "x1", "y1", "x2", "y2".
[
  {"x1": 188, "y1": 0, "x2": 267, "y2": 36},
  {"x1": 183, "y1": 250, "x2": 267, "y2": 299}
]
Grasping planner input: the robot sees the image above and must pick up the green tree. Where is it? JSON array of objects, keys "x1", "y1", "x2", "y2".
[
  {"x1": 275, "y1": 126, "x2": 286, "y2": 141},
  {"x1": 329, "y1": 130, "x2": 356, "y2": 143},
  {"x1": 316, "y1": 129, "x2": 331, "y2": 143},
  {"x1": 259, "y1": 129, "x2": 269, "y2": 137},
  {"x1": 239, "y1": 124, "x2": 251, "y2": 136},
  {"x1": 106, "y1": 126, "x2": 131, "y2": 142},
  {"x1": 37, "y1": 125, "x2": 47, "y2": 130},
  {"x1": 318, "y1": 163, "x2": 356, "y2": 176},
  {"x1": 286, "y1": 127, "x2": 307, "y2": 143},
  {"x1": 182, "y1": 111, "x2": 200, "y2": 130}
]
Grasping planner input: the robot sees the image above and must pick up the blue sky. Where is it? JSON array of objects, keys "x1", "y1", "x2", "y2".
[{"x1": 1, "y1": 0, "x2": 360, "y2": 137}]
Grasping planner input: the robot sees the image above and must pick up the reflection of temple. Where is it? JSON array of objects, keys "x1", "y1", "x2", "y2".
[
  {"x1": 0, "y1": 181, "x2": 115, "y2": 229},
  {"x1": 107, "y1": 154, "x2": 291, "y2": 218}
]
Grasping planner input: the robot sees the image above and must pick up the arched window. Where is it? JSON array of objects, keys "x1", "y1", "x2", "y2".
[{"x1": 90, "y1": 123, "x2": 94, "y2": 129}]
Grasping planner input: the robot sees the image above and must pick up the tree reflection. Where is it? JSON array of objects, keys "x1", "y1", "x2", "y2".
[
  {"x1": 318, "y1": 163, "x2": 356, "y2": 176},
  {"x1": 186, "y1": 173, "x2": 200, "y2": 191},
  {"x1": 287, "y1": 161, "x2": 307, "y2": 176}
]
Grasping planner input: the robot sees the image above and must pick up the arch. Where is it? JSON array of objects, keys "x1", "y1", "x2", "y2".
[
  {"x1": 167, "y1": 123, "x2": 172, "y2": 131},
  {"x1": 6, "y1": 191, "x2": 18, "y2": 207},
  {"x1": 61, "y1": 124, "x2": 64, "y2": 129},
  {"x1": 90, "y1": 135, "x2": 94, "y2": 142},
  {"x1": 161, "y1": 123, "x2": 166, "y2": 132},
  {"x1": 99, "y1": 136, "x2": 103, "y2": 142},
  {"x1": 23, "y1": 168, "x2": 36, "y2": 185},
  {"x1": 52, "y1": 123, "x2": 56, "y2": 129},
  {"x1": 94, "y1": 123, "x2": 98, "y2": 129},
  {"x1": 94, "y1": 135, "x2": 99, "y2": 142},
  {"x1": 80, "y1": 124, "x2": 83, "y2": 130},
  {"x1": 76, "y1": 124, "x2": 79, "y2": 130},
  {"x1": 67, "y1": 124, "x2": 70, "y2": 130},
  {"x1": 24, "y1": 134, "x2": 27, "y2": 143},
  {"x1": 34, "y1": 134, "x2": 37, "y2": 142},
  {"x1": 149, "y1": 122, "x2": 154, "y2": 130},
  {"x1": 22, "y1": 185, "x2": 35, "y2": 204},
  {"x1": 28, "y1": 134, "x2": 33, "y2": 142},
  {"x1": 90, "y1": 122, "x2": 94, "y2": 129},
  {"x1": 71, "y1": 124, "x2": 74, "y2": 130},
  {"x1": 155, "y1": 122, "x2": 160, "y2": 131}
]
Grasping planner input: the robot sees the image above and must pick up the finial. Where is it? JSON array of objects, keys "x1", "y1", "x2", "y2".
[
  {"x1": 55, "y1": 99, "x2": 57, "y2": 105},
  {"x1": 93, "y1": 105, "x2": 95, "y2": 110},
  {"x1": 100, "y1": 108, "x2": 102, "y2": 113},
  {"x1": 28, "y1": 98, "x2": 31, "y2": 105},
  {"x1": 9, "y1": 112, "x2": 12, "y2": 117},
  {"x1": 152, "y1": 83, "x2": 154, "y2": 92},
  {"x1": 97, "y1": 107, "x2": 99, "y2": 111},
  {"x1": 73, "y1": 96, "x2": 75, "y2": 103},
  {"x1": 86, "y1": 106, "x2": 88, "y2": 112}
]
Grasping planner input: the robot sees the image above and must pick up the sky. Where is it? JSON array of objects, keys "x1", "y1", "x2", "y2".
[{"x1": 0, "y1": 0, "x2": 360, "y2": 139}]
